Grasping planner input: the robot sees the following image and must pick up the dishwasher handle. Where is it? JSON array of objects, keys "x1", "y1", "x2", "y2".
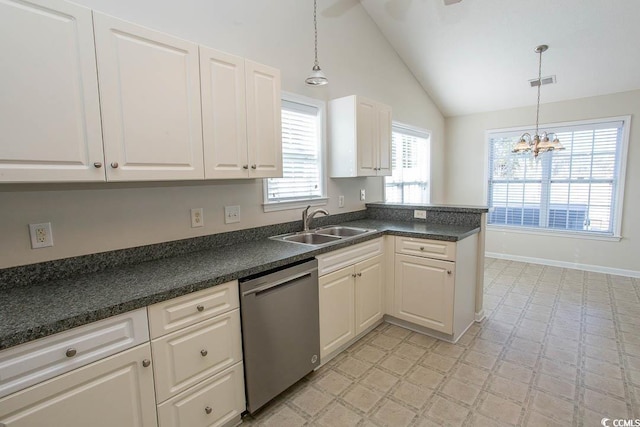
[{"x1": 241, "y1": 269, "x2": 315, "y2": 297}]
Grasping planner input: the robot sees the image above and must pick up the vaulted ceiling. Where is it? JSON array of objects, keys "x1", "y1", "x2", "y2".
[{"x1": 332, "y1": 0, "x2": 640, "y2": 117}]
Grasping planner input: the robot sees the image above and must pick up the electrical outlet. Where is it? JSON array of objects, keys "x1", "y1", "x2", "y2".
[
  {"x1": 414, "y1": 210, "x2": 427, "y2": 219},
  {"x1": 191, "y1": 208, "x2": 204, "y2": 228},
  {"x1": 360, "y1": 189, "x2": 366, "y2": 201},
  {"x1": 338, "y1": 195, "x2": 345, "y2": 208},
  {"x1": 224, "y1": 205, "x2": 240, "y2": 224},
  {"x1": 29, "y1": 222, "x2": 53, "y2": 249}
]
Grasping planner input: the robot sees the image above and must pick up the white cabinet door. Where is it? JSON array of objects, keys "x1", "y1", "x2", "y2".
[
  {"x1": 319, "y1": 267, "x2": 355, "y2": 360},
  {"x1": 356, "y1": 98, "x2": 377, "y2": 177},
  {"x1": 0, "y1": 0, "x2": 104, "y2": 182},
  {"x1": 355, "y1": 255, "x2": 384, "y2": 335},
  {"x1": 93, "y1": 13, "x2": 204, "y2": 181},
  {"x1": 376, "y1": 103, "x2": 392, "y2": 176},
  {"x1": 245, "y1": 60, "x2": 282, "y2": 178},
  {"x1": 200, "y1": 47, "x2": 249, "y2": 179},
  {"x1": 0, "y1": 344, "x2": 157, "y2": 427},
  {"x1": 394, "y1": 254, "x2": 454, "y2": 334}
]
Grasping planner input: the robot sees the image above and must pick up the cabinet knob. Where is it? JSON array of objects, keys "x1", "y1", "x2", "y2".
[
  {"x1": 65, "y1": 348, "x2": 77, "y2": 358},
  {"x1": 419, "y1": 246, "x2": 425, "y2": 251},
  {"x1": 142, "y1": 359, "x2": 151, "y2": 368},
  {"x1": 357, "y1": 272, "x2": 362, "y2": 277},
  {"x1": 110, "y1": 162, "x2": 119, "y2": 168},
  {"x1": 200, "y1": 349, "x2": 208, "y2": 357},
  {"x1": 93, "y1": 162, "x2": 102, "y2": 168},
  {"x1": 205, "y1": 406, "x2": 213, "y2": 415},
  {"x1": 351, "y1": 273, "x2": 357, "y2": 278},
  {"x1": 251, "y1": 164, "x2": 257, "y2": 169},
  {"x1": 242, "y1": 165, "x2": 249, "y2": 169},
  {"x1": 196, "y1": 304, "x2": 205, "y2": 312},
  {"x1": 447, "y1": 270, "x2": 452, "y2": 275}
]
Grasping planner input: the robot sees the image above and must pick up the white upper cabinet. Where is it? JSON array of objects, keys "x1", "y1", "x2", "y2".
[
  {"x1": 93, "y1": 12, "x2": 204, "y2": 181},
  {"x1": 200, "y1": 48, "x2": 248, "y2": 179},
  {"x1": 200, "y1": 50, "x2": 282, "y2": 179},
  {"x1": 0, "y1": 0, "x2": 105, "y2": 182},
  {"x1": 329, "y1": 95, "x2": 392, "y2": 177},
  {"x1": 245, "y1": 60, "x2": 282, "y2": 178}
]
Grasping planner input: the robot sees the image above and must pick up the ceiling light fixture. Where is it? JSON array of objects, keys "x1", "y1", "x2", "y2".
[
  {"x1": 512, "y1": 45, "x2": 564, "y2": 158},
  {"x1": 305, "y1": 0, "x2": 328, "y2": 86}
]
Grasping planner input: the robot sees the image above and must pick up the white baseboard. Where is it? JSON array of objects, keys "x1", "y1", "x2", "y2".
[
  {"x1": 486, "y1": 252, "x2": 640, "y2": 278},
  {"x1": 475, "y1": 310, "x2": 485, "y2": 322}
]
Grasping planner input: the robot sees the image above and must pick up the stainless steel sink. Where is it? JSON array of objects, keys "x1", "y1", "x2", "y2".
[
  {"x1": 315, "y1": 226, "x2": 371, "y2": 237},
  {"x1": 281, "y1": 232, "x2": 341, "y2": 245},
  {"x1": 271, "y1": 225, "x2": 376, "y2": 247}
]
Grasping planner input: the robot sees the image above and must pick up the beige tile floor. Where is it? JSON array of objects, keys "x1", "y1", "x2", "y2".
[{"x1": 242, "y1": 258, "x2": 640, "y2": 426}]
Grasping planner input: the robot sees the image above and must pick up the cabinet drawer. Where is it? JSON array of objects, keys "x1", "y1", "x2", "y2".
[
  {"x1": 0, "y1": 308, "x2": 148, "y2": 399},
  {"x1": 152, "y1": 309, "x2": 242, "y2": 403},
  {"x1": 316, "y1": 237, "x2": 383, "y2": 276},
  {"x1": 395, "y1": 237, "x2": 456, "y2": 261},
  {"x1": 148, "y1": 280, "x2": 239, "y2": 339},
  {"x1": 157, "y1": 362, "x2": 245, "y2": 427}
]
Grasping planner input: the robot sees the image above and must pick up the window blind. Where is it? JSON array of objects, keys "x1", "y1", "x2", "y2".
[
  {"x1": 266, "y1": 100, "x2": 322, "y2": 202},
  {"x1": 487, "y1": 120, "x2": 625, "y2": 235},
  {"x1": 385, "y1": 125, "x2": 430, "y2": 204}
]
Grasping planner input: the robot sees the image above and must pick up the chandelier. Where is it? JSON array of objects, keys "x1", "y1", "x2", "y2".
[
  {"x1": 305, "y1": 0, "x2": 328, "y2": 86},
  {"x1": 512, "y1": 45, "x2": 564, "y2": 158}
]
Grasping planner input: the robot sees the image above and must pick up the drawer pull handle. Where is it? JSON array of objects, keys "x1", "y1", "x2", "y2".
[
  {"x1": 201, "y1": 349, "x2": 208, "y2": 357},
  {"x1": 205, "y1": 406, "x2": 213, "y2": 415},
  {"x1": 419, "y1": 246, "x2": 425, "y2": 251},
  {"x1": 65, "y1": 348, "x2": 77, "y2": 358},
  {"x1": 447, "y1": 270, "x2": 452, "y2": 275},
  {"x1": 142, "y1": 359, "x2": 151, "y2": 368},
  {"x1": 196, "y1": 304, "x2": 205, "y2": 312},
  {"x1": 93, "y1": 162, "x2": 102, "y2": 168},
  {"x1": 357, "y1": 273, "x2": 362, "y2": 277}
]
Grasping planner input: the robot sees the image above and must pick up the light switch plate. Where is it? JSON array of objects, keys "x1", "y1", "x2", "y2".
[
  {"x1": 225, "y1": 205, "x2": 240, "y2": 224},
  {"x1": 338, "y1": 195, "x2": 345, "y2": 208}
]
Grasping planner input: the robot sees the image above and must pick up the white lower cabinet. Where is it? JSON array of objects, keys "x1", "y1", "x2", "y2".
[
  {"x1": 317, "y1": 239, "x2": 385, "y2": 361},
  {"x1": 157, "y1": 362, "x2": 245, "y2": 427},
  {"x1": 391, "y1": 235, "x2": 478, "y2": 341},
  {"x1": 149, "y1": 280, "x2": 245, "y2": 426},
  {"x1": 0, "y1": 343, "x2": 157, "y2": 427},
  {"x1": 395, "y1": 254, "x2": 454, "y2": 334}
]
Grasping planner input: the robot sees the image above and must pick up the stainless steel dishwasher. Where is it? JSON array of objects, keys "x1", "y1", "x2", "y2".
[{"x1": 239, "y1": 258, "x2": 320, "y2": 414}]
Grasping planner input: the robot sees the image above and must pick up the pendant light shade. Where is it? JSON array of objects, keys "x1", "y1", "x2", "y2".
[
  {"x1": 305, "y1": 0, "x2": 328, "y2": 86},
  {"x1": 305, "y1": 64, "x2": 328, "y2": 86}
]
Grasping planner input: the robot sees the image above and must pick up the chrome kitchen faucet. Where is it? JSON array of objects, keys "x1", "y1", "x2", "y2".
[{"x1": 302, "y1": 205, "x2": 329, "y2": 231}]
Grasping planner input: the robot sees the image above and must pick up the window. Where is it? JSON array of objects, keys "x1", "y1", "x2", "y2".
[
  {"x1": 385, "y1": 124, "x2": 431, "y2": 204},
  {"x1": 264, "y1": 93, "x2": 326, "y2": 211},
  {"x1": 487, "y1": 116, "x2": 630, "y2": 237}
]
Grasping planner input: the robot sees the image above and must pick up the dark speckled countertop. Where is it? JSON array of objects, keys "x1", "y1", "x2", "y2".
[{"x1": 0, "y1": 219, "x2": 479, "y2": 351}]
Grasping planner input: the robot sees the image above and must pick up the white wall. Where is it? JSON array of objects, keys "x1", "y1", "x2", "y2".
[
  {"x1": 445, "y1": 89, "x2": 639, "y2": 274},
  {"x1": 0, "y1": 0, "x2": 444, "y2": 269}
]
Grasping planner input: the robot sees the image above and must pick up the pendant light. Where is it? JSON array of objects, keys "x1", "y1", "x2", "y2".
[
  {"x1": 512, "y1": 45, "x2": 564, "y2": 158},
  {"x1": 305, "y1": 0, "x2": 328, "y2": 86}
]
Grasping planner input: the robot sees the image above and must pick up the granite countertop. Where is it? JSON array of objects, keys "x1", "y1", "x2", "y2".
[{"x1": 0, "y1": 219, "x2": 480, "y2": 351}]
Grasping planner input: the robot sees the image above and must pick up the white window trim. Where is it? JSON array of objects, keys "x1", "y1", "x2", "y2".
[
  {"x1": 484, "y1": 115, "x2": 631, "y2": 239},
  {"x1": 383, "y1": 121, "x2": 432, "y2": 203},
  {"x1": 262, "y1": 91, "x2": 327, "y2": 212}
]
